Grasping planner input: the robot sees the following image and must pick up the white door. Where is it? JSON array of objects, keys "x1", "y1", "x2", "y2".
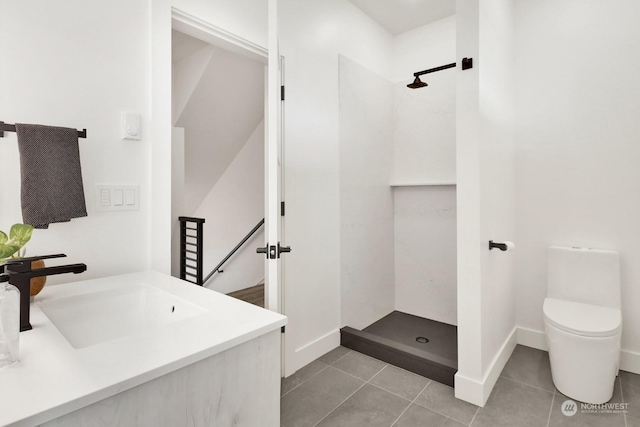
[
  {"x1": 263, "y1": 0, "x2": 291, "y2": 376},
  {"x1": 264, "y1": 0, "x2": 288, "y2": 314}
]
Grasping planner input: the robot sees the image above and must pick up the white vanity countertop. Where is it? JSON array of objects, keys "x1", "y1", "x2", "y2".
[{"x1": 0, "y1": 270, "x2": 287, "y2": 427}]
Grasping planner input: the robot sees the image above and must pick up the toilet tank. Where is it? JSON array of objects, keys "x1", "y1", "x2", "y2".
[{"x1": 547, "y1": 246, "x2": 620, "y2": 309}]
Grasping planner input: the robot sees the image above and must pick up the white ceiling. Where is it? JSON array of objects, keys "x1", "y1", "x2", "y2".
[{"x1": 347, "y1": 0, "x2": 455, "y2": 35}]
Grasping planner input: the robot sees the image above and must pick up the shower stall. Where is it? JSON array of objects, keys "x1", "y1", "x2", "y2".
[{"x1": 338, "y1": 20, "x2": 461, "y2": 386}]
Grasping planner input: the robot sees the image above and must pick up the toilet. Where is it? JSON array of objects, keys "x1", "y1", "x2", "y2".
[{"x1": 543, "y1": 246, "x2": 622, "y2": 404}]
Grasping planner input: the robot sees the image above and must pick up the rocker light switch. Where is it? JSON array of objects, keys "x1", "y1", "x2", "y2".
[
  {"x1": 124, "y1": 189, "x2": 135, "y2": 205},
  {"x1": 113, "y1": 189, "x2": 123, "y2": 206}
]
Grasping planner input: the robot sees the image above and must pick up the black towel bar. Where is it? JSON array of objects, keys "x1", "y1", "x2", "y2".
[{"x1": 0, "y1": 121, "x2": 87, "y2": 138}]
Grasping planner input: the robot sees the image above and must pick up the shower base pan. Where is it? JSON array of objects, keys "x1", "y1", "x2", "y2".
[{"x1": 340, "y1": 311, "x2": 457, "y2": 386}]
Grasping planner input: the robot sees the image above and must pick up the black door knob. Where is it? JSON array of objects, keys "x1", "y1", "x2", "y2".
[
  {"x1": 277, "y1": 243, "x2": 292, "y2": 258},
  {"x1": 257, "y1": 244, "x2": 269, "y2": 259}
]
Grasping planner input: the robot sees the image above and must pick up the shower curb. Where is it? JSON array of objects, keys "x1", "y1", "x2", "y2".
[{"x1": 340, "y1": 326, "x2": 457, "y2": 387}]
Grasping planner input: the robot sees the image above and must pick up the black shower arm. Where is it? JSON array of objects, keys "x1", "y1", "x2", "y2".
[{"x1": 413, "y1": 57, "x2": 473, "y2": 77}]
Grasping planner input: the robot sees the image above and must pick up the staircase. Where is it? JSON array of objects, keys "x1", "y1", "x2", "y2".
[
  {"x1": 177, "y1": 216, "x2": 265, "y2": 307},
  {"x1": 227, "y1": 282, "x2": 264, "y2": 308}
]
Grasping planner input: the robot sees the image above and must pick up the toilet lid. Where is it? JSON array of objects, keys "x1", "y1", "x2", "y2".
[{"x1": 543, "y1": 298, "x2": 622, "y2": 337}]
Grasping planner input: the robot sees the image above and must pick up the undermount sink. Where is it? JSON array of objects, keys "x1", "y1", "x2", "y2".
[{"x1": 38, "y1": 283, "x2": 207, "y2": 349}]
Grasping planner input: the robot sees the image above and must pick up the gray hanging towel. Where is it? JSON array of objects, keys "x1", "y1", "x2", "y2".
[{"x1": 15, "y1": 123, "x2": 88, "y2": 229}]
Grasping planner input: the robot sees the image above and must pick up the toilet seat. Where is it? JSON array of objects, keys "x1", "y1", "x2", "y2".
[{"x1": 543, "y1": 298, "x2": 622, "y2": 337}]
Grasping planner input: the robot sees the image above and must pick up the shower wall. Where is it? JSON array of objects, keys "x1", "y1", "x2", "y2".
[
  {"x1": 394, "y1": 187, "x2": 457, "y2": 325},
  {"x1": 339, "y1": 55, "x2": 395, "y2": 330},
  {"x1": 392, "y1": 18, "x2": 458, "y2": 325},
  {"x1": 340, "y1": 16, "x2": 457, "y2": 329}
]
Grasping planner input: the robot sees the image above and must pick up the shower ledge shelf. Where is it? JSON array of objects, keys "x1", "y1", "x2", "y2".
[{"x1": 390, "y1": 182, "x2": 456, "y2": 187}]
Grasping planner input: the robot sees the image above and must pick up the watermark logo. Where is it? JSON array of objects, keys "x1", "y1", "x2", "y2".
[
  {"x1": 561, "y1": 400, "x2": 577, "y2": 417},
  {"x1": 561, "y1": 399, "x2": 629, "y2": 416},
  {"x1": 580, "y1": 402, "x2": 629, "y2": 415}
]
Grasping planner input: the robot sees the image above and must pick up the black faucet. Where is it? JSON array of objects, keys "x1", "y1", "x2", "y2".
[{"x1": 1, "y1": 254, "x2": 87, "y2": 332}]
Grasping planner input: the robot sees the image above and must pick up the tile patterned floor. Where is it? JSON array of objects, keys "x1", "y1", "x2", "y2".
[{"x1": 281, "y1": 344, "x2": 640, "y2": 427}]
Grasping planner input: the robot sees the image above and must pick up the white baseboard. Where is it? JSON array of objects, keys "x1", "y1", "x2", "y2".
[
  {"x1": 286, "y1": 329, "x2": 340, "y2": 377},
  {"x1": 515, "y1": 326, "x2": 640, "y2": 376},
  {"x1": 517, "y1": 327, "x2": 548, "y2": 351},
  {"x1": 455, "y1": 327, "x2": 517, "y2": 407},
  {"x1": 620, "y1": 349, "x2": 640, "y2": 375},
  {"x1": 454, "y1": 373, "x2": 485, "y2": 406}
]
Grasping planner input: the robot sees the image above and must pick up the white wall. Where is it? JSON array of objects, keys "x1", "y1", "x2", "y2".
[
  {"x1": 478, "y1": 0, "x2": 517, "y2": 391},
  {"x1": 513, "y1": 0, "x2": 640, "y2": 368},
  {"x1": 393, "y1": 16, "x2": 456, "y2": 83},
  {"x1": 194, "y1": 121, "x2": 265, "y2": 295},
  {"x1": 171, "y1": 127, "x2": 185, "y2": 278},
  {"x1": 455, "y1": 0, "x2": 516, "y2": 406},
  {"x1": 279, "y1": 0, "x2": 394, "y2": 374},
  {"x1": 174, "y1": 45, "x2": 264, "y2": 215},
  {"x1": 172, "y1": 33, "x2": 214, "y2": 125},
  {"x1": 0, "y1": 0, "x2": 151, "y2": 282},
  {"x1": 339, "y1": 56, "x2": 395, "y2": 330},
  {"x1": 394, "y1": 186, "x2": 457, "y2": 325}
]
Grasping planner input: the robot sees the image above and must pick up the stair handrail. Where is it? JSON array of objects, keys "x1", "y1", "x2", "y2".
[{"x1": 202, "y1": 218, "x2": 265, "y2": 285}]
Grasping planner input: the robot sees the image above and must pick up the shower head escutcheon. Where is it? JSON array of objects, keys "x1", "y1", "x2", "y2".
[{"x1": 407, "y1": 57, "x2": 474, "y2": 89}]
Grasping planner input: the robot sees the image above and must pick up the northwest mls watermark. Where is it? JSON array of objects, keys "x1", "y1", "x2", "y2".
[{"x1": 561, "y1": 399, "x2": 629, "y2": 416}]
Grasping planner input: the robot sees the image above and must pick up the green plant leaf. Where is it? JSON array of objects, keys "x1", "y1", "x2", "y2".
[
  {"x1": 0, "y1": 244, "x2": 19, "y2": 260},
  {"x1": 0, "y1": 231, "x2": 7, "y2": 245},
  {"x1": 9, "y1": 223, "x2": 33, "y2": 247}
]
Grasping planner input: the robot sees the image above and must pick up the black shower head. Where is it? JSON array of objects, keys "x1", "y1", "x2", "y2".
[
  {"x1": 407, "y1": 75, "x2": 428, "y2": 89},
  {"x1": 407, "y1": 58, "x2": 473, "y2": 90}
]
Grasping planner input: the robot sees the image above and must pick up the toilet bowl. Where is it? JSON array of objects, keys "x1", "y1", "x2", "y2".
[{"x1": 544, "y1": 246, "x2": 622, "y2": 404}]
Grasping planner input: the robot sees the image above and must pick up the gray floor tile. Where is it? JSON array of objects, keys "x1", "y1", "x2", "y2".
[
  {"x1": 548, "y1": 394, "x2": 625, "y2": 427},
  {"x1": 319, "y1": 346, "x2": 351, "y2": 365},
  {"x1": 281, "y1": 359, "x2": 327, "y2": 396},
  {"x1": 332, "y1": 350, "x2": 387, "y2": 381},
  {"x1": 394, "y1": 403, "x2": 466, "y2": 427},
  {"x1": 415, "y1": 381, "x2": 478, "y2": 425},
  {"x1": 472, "y1": 377, "x2": 553, "y2": 427},
  {"x1": 501, "y1": 345, "x2": 555, "y2": 392},
  {"x1": 627, "y1": 415, "x2": 640, "y2": 427},
  {"x1": 370, "y1": 365, "x2": 431, "y2": 401},
  {"x1": 316, "y1": 383, "x2": 410, "y2": 427},
  {"x1": 621, "y1": 370, "x2": 640, "y2": 418},
  {"x1": 613, "y1": 375, "x2": 623, "y2": 403},
  {"x1": 280, "y1": 366, "x2": 363, "y2": 427}
]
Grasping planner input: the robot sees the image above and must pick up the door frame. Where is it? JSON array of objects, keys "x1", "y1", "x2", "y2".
[{"x1": 171, "y1": 8, "x2": 268, "y2": 64}]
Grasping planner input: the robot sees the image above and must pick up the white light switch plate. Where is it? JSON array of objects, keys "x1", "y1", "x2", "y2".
[{"x1": 95, "y1": 185, "x2": 139, "y2": 211}]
